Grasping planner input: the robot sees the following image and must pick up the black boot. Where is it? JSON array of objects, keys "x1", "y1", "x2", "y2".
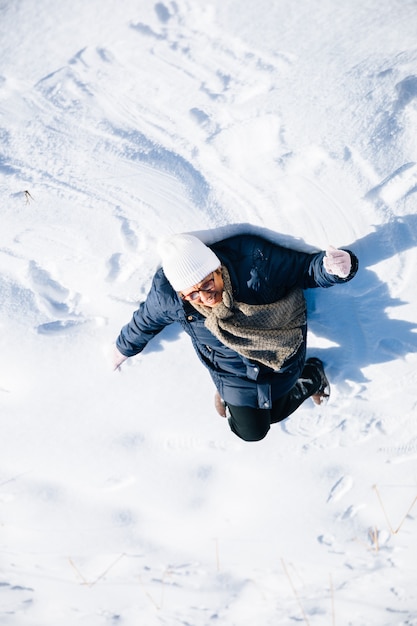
[{"x1": 304, "y1": 357, "x2": 330, "y2": 405}]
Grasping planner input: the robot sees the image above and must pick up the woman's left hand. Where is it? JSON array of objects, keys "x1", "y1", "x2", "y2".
[{"x1": 323, "y1": 246, "x2": 351, "y2": 278}]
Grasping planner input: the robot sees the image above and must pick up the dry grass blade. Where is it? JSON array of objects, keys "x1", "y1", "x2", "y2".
[
  {"x1": 329, "y1": 573, "x2": 336, "y2": 626},
  {"x1": 373, "y1": 484, "x2": 417, "y2": 535},
  {"x1": 281, "y1": 558, "x2": 310, "y2": 626},
  {"x1": 68, "y1": 553, "x2": 125, "y2": 587}
]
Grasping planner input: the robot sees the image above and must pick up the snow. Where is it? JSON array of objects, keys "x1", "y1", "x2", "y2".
[{"x1": 1, "y1": 0, "x2": 417, "y2": 623}]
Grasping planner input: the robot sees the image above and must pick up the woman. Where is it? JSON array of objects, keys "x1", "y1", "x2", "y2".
[{"x1": 114, "y1": 231, "x2": 358, "y2": 441}]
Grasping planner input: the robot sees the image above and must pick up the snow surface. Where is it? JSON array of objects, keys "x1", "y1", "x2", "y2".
[{"x1": 1, "y1": 1, "x2": 417, "y2": 624}]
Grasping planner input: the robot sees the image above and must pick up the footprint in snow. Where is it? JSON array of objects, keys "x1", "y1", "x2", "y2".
[
  {"x1": 327, "y1": 475, "x2": 353, "y2": 503},
  {"x1": 339, "y1": 504, "x2": 367, "y2": 521},
  {"x1": 367, "y1": 162, "x2": 417, "y2": 205},
  {"x1": 28, "y1": 261, "x2": 80, "y2": 317},
  {"x1": 27, "y1": 261, "x2": 91, "y2": 334},
  {"x1": 115, "y1": 213, "x2": 139, "y2": 251},
  {"x1": 106, "y1": 253, "x2": 123, "y2": 282}
]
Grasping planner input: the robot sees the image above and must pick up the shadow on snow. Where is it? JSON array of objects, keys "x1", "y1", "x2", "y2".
[{"x1": 307, "y1": 213, "x2": 417, "y2": 383}]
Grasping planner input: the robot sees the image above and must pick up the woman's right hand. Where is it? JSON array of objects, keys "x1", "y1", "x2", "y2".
[{"x1": 113, "y1": 346, "x2": 128, "y2": 371}]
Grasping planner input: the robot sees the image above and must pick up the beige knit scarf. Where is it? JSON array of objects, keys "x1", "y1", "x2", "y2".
[{"x1": 191, "y1": 266, "x2": 306, "y2": 370}]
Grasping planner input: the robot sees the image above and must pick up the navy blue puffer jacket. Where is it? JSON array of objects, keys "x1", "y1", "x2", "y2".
[{"x1": 116, "y1": 234, "x2": 358, "y2": 408}]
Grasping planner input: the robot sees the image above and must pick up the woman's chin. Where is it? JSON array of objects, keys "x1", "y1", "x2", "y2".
[{"x1": 204, "y1": 292, "x2": 221, "y2": 307}]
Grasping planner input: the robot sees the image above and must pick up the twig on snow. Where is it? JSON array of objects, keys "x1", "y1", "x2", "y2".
[
  {"x1": 281, "y1": 558, "x2": 310, "y2": 626},
  {"x1": 373, "y1": 484, "x2": 417, "y2": 535}
]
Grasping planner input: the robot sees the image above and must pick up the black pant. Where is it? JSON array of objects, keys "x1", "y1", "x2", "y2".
[{"x1": 227, "y1": 361, "x2": 322, "y2": 442}]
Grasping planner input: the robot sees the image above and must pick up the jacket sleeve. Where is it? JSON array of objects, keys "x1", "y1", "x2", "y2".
[
  {"x1": 115, "y1": 270, "x2": 179, "y2": 357},
  {"x1": 213, "y1": 235, "x2": 359, "y2": 300},
  {"x1": 253, "y1": 238, "x2": 359, "y2": 293},
  {"x1": 304, "y1": 249, "x2": 359, "y2": 288}
]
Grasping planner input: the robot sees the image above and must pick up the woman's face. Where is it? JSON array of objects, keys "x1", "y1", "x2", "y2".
[{"x1": 180, "y1": 269, "x2": 224, "y2": 307}]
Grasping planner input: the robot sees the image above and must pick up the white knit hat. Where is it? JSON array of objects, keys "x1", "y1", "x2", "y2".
[{"x1": 158, "y1": 234, "x2": 221, "y2": 292}]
